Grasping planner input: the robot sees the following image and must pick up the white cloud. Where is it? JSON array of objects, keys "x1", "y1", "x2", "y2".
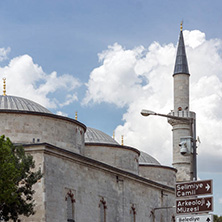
[
  {"x1": 183, "y1": 30, "x2": 205, "y2": 49},
  {"x1": 83, "y1": 43, "x2": 145, "y2": 107},
  {"x1": 84, "y1": 30, "x2": 222, "y2": 172},
  {"x1": 56, "y1": 111, "x2": 68, "y2": 117},
  {"x1": 0, "y1": 54, "x2": 81, "y2": 110},
  {"x1": 0, "y1": 47, "x2": 10, "y2": 61},
  {"x1": 59, "y1": 94, "x2": 78, "y2": 107}
]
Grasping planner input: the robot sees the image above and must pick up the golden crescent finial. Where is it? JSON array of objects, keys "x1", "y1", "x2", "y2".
[
  {"x1": 113, "y1": 130, "x2": 115, "y2": 139},
  {"x1": 75, "y1": 111, "x2": 77, "y2": 120},
  {"x1": 180, "y1": 21, "x2": 183, "y2": 31},
  {"x1": 121, "y1": 135, "x2": 124, "y2": 146},
  {"x1": 2, "y1": 78, "x2": 6, "y2": 96}
]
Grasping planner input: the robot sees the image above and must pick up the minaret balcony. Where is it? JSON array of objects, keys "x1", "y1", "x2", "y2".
[{"x1": 167, "y1": 110, "x2": 196, "y2": 126}]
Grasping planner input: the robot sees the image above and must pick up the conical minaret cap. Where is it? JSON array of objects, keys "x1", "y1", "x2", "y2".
[{"x1": 173, "y1": 30, "x2": 190, "y2": 76}]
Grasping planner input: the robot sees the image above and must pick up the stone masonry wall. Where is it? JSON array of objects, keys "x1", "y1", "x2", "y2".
[
  {"x1": 41, "y1": 146, "x2": 175, "y2": 222},
  {"x1": 18, "y1": 149, "x2": 46, "y2": 222},
  {"x1": 174, "y1": 74, "x2": 189, "y2": 111},
  {"x1": 0, "y1": 113, "x2": 85, "y2": 154},
  {"x1": 84, "y1": 144, "x2": 139, "y2": 174},
  {"x1": 139, "y1": 165, "x2": 176, "y2": 187}
]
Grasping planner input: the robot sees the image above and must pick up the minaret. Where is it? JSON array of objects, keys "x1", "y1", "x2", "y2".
[{"x1": 168, "y1": 23, "x2": 196, "y2": 182}]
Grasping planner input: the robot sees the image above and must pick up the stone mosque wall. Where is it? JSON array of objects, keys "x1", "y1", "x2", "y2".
[
  {"x1": 139, "y1": 164, "x2": 177, "y2": 187},
  {"x1": 20, "y1": 146, "x2": 46, "y2": 222},
  {"x1": 22, "y1": 144, "x2": 175, "y2": 222},
  {"x1": 0, "y1": 112, "x2": 86, "y2": 154},
  {"x1": 84, "y1": 144, "x2": 140, "y2": 174}
]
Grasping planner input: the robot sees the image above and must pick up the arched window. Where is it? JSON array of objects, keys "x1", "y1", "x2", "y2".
[
  {"x1": 99, "y1": 197, "x2": 107, "y2": 222},
  {"x1": 130, "y1": 204, "x2": 136, "y2": 222},
  {"x1": 65, "y1": 190, "x2": 75, "y2": 222}
]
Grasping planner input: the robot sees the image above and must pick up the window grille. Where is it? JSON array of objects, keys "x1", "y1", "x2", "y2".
[
  {"x1": 65, "y1": 190, "x2": 75, "y2": 222},
  {"x1": 130, "y1": 204, "x2": 136, "y2": 222},
  {"x1": 99, "y1": 197, "x2": 107, "y2": 222}
]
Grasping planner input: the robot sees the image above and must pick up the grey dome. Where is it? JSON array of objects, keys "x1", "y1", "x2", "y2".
[
  {"x1": 139, "y1": 151, "x2": 160, "y2": 165},
  {"x1": 85, "y1": 127, "x2": 119, "y2": 145},
  {"x1": 0, "y1": 95, "x2": 51, "y2": 114}
]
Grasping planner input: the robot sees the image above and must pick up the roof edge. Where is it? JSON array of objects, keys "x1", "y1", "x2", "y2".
[
  {"x1": 139, "y1": 164, "x2": 177, "y2": 172},
  {"x1": 0, "y1": 109, "x2": 86, "y2": 132},
  {"x1": 85, "y1": 142, "x2": 140, "y2": 155}
]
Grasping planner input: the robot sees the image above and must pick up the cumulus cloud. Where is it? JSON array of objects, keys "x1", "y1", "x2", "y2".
[
  {"x1": 83, "y1": 43, "x2": 145, "y2": 107},
  {"x1": 0, "y1": 54, "x2": 81, "y2": 109},
  {"x1": 84, "y1": 30, "x2": 222, "y2": 172}
]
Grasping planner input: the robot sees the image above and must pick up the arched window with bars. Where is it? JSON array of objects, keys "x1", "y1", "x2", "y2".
[
  {"x1": 65, "y1": 190, "x2": 75, "y2": 222},
  {"x1": 130, "y1": 204, "x2": 136, "y2": 222},
  {"x1": 99, "y1": 197, "x2": 107, "y2": 222}
]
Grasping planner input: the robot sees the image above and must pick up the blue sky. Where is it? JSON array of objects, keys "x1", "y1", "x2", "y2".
[{"x1": 0, "y1": 0, "x2": 221, "y2": 216}]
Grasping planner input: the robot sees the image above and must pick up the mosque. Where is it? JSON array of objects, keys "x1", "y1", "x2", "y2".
[{"x1": 0, "y1": 25, "x2": 194, "y2": 221}]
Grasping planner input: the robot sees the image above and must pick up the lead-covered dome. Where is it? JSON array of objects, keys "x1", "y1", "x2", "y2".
[
  {"x1": 0, "y1": 95, "x2": 51, "y2": 114},
  {"x1": 139, "y1": 151, "x2": 160, "y2": 165},
  {"x1": 85, "y1": 127, "x2": 161, "y2": 165},
  {"x1": 85, "y1": 127, "x2": 119, "y2": 145}
]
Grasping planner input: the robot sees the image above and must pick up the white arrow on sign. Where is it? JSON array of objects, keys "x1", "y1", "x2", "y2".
[
  {"x1": 206, "y1": 200, "x2": 211, "y2": 208},
  {"x1": 206, "y1": 183, "x2": 210, "y2": 191},
  {"x1": 176, "y1": 179, "x2": 213, "y2": 198}
]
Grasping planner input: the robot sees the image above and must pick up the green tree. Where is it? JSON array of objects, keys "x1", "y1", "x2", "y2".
[
  {"x1": 0, "y1": 135, "x2": 42, "y2": 221},
  {"x1": 214, "y1": 215, "x2": 222, "y2": 222}
]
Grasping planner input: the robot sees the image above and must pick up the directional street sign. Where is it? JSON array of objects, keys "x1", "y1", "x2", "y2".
[
  {"x1": 176, "y1": 180, "x2": 212, "y2": 198},
  {"x1": 176, "y1": 214, "x2": 213, "y2": 222},
  {"x1": 176, "y1": 197, "x2": 213, "y2": 214}
]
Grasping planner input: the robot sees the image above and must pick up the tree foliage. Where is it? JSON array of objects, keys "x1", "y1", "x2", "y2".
[
  {"x1": 0, "y1": 135, "x2": 42, "y2": 221},
  {"x1": 214, "y1": 215, "x2": 222, "y2": 222}
]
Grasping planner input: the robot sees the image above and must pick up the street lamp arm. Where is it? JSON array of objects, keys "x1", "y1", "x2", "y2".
[{"x1": 140, "y1": 109, "x2": 156, "y2": 116}]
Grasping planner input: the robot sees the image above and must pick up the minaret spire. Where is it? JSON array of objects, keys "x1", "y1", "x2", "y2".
[
  {"x1": 168, "y1": 23, "x2": 196, "y2": 182},
  {"x1": 173, "y1": 23, "x2": 189, "y2": 76}
]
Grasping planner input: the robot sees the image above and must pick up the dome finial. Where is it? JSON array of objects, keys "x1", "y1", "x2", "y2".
[
  {"x1": 75, "y1": 111, "x2": 78, "y2": 120},
  {"x1": 2, "y1": 78, "x2": 6, "y2": 96},
  {"x1": 121, "y1": 135, "x2": 124, "y2": 146},
  {"x1": 180, "y1": 21, "x2": 183, "y2": 31}
]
